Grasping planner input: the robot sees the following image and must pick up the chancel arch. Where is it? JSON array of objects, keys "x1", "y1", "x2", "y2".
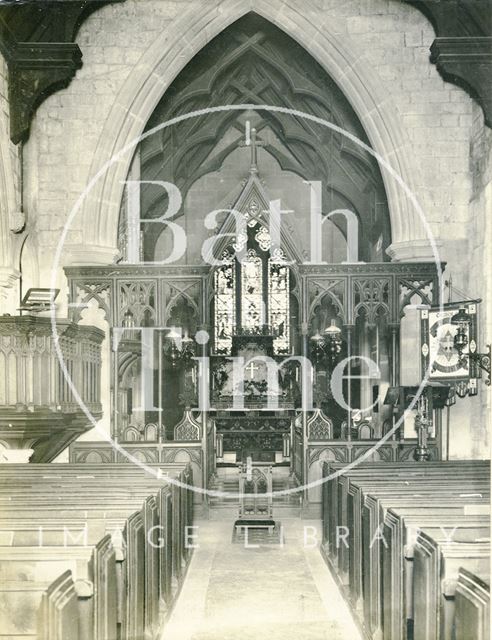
[
  {"x1": 74, "y1": 2, "x2": 430, "y2": 265},
  {"x1": 64, "y1": 10, "x2": 448, "y2": 485},
  {"x1": 1, "y1": 3, "x2": 491, "y2": 639}
]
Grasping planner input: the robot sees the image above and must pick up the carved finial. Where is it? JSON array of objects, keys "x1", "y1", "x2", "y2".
[{"x1": 239, "y1": 120, "x2": 265, "y2": 174}]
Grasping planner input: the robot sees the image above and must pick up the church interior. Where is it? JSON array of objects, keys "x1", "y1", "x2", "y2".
[{"x1": 0, "y1": 1, "x2": 490, "y2": 639}]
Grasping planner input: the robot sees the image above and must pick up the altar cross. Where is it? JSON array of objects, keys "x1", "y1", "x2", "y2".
[{"x1": 246, "y1": 361, "x2": 260, "y2": 379}]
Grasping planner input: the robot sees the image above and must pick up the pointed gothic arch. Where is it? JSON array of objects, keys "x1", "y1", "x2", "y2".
[
  {"x1": 0, "y1": 126, "x2": 19, "y2": 301},
  {"x1": 71, "y1": 0, "x2": 432, "y2": 266}
]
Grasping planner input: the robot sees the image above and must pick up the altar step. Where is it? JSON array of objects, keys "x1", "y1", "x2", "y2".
[{"x1": 208, "y1": 503, "x2": 302, "y2": 520}]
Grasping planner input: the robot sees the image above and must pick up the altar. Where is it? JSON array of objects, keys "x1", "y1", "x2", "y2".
[
  {"x1": 214, "y1": 414, "x2": 292, "y2": 464},
  {"x1": 211, "y1": 330, "x2": 297, "y2": 410}
]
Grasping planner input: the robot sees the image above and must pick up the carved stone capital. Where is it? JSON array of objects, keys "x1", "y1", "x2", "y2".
[
  {"x1": 66, "y1": 244, "x2": 120, "y2": 265},
  {"x1": 9, "y1": 209, "x2": 25, "y2": 233},
  {"x1": 386, "y1": 240, "x2": 443, "y2": 263}
]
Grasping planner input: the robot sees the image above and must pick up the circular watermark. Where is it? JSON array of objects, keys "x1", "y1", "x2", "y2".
[{"x1": 50, "y1": 104, "x2": 444, "y2": 499}]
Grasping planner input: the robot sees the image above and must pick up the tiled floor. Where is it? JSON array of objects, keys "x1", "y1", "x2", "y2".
[{"x1": 161, "y1": 519, "x2": 363, "y2": 640}]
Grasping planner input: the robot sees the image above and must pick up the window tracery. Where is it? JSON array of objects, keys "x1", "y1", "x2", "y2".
[{"x1": 213, "y1": 225, "x2": 291, "y2": 355}]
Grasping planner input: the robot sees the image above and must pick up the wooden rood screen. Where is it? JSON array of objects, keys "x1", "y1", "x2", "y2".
[
  {"x1": 0, "y1": 463, "x2": 194, "y2": 640},
  {"x1": 320, "y1": 460, "x2": 490, "y2": 640}
]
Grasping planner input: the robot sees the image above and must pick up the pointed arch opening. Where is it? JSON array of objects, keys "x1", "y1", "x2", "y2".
[{"x1": 118, "y1": 12, "x2": 392, "y2": 266}]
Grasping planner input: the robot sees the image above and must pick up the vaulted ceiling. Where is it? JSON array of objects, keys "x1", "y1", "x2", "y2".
[{"x1": 139, "y1": 13, "x2": 391, "y2": 262}]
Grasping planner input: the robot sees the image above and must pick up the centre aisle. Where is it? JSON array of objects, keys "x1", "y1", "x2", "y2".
[{"x1": 161, "y1": 519, "x2": 363, "y2": 640}]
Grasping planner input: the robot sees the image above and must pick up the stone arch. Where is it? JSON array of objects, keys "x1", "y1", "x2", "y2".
[
  {"x1": 73, "y1": 0, "x2": 430, "y2": 265},
  {"x1": 0, "y1": 127, "x2": 19, "y2": 305}
]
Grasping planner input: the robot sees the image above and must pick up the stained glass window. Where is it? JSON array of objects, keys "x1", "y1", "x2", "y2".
[
  {"x1": 213, "y1": 226, "x2": 290, "y2": 354},
  {"x1": 241, "y1": 249, "x2": 264, "y2": 329},
  {"x1": 269, "y1": 250, "x2": 290, "y2": 354},
  {"x1": 214, "y1": 251, "x2": 235, "y2": 354}
]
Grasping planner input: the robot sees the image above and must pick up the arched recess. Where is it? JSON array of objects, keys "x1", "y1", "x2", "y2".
[{"x1": 72, "y1": 0, "x2": 430, "y2": 265}]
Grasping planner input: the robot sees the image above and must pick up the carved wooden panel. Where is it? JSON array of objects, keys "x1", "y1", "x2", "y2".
[
  {"x1": 353, "y1": 278, "x2": 391, "y2": 324},
  {"x1": 70, "y1": 282, "x2": 111, "y2": 323},
  {"x1": 174, "y1": 410, "x2": 201, "y2": 441},
  {"x1": 307, "y1": 409, "x2": 333, "y2": 441}
]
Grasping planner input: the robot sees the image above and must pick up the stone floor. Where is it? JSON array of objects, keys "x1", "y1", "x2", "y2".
[{"x1": 161, "y1": 518, "x2": 363, "y2": 640}]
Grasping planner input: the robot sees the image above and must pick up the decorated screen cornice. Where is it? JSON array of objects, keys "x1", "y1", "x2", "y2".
[
  {"x1": 301, "y1": 261, "x2": 441, "y2": 326},
  {"x1": 65, "y1": 261, "x2": 442, "y2": 329},
  {"x1": 298, "y1": 262, "x2": 442, "y2": 277}
]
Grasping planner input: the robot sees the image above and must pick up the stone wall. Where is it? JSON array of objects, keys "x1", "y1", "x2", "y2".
[
  {"x1": 0, "y1": 0, "x2": 489, "y2": 455},
  {"x1": 25, "y1": 0, "x2": 476, "y2": 268}
]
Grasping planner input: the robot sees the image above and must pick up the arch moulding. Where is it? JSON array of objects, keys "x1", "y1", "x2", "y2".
[
  {"x1": 0, "y1": 122, "x2": 20, "y2": 305},
  {"x1": 69, "y1": 0, "x2": 434, "y2": 266}
]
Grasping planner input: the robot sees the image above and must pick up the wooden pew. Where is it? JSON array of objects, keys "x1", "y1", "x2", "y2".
[
  {"x1": 351, "y1": 490, "x2": 488, "y2": 620},
  {"x1": 89, "y1": 534, "x2": 119, "y2": 640},
  {"x1": 143, "y1": 495, "x2": 160, "y2": 637},
  {"x1": 157, "y1": 486, "x2": 174, "y2": 607},
  {"x1": 382, "y1": 509, "x2": 490, "y2": 640},
  {"x1": 454, "y1": 567, "x2": 490, "y2": 640},
  {"x1": 0, "y1": 545, "x2": 94, "y2": 639},
  {"x1": 359, "y1": 482, "x2": 489, "y2": 639},
  {"x1": 322, "y1": 460, "x2": 488, "y2": 562},
  {"x1": 324, "y1": 464, "x2": 488, "y2": 577},
  {"x1": 122, "y1": 511, "x2": 144, "y2": 640},
  {"x1": 341, "y1": 470, "x2": 488, "y2": 588},
  {"x1": 413, "y1": 530, "x2": 490, "y2": 640},
  {"x1": 336, "y1": 471, "x2": 488, "y2": 605},
  {"x1": 38, "y1": 571, "x2": 83, "y2": 640},
  {"x1": 0, "y1": 464, "x2": 194, "y2": 640},
  {"x1": 320, "y1": 461, "x2": 490, "y2": 640}
]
